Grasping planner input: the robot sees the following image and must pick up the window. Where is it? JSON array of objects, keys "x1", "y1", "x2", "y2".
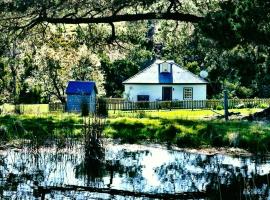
[
  {"x1": 137, "y1": 95, "x2": 149, "y2": 101},
  {"x1": 183, "y1": 87, "x2": 193, "y2": 100},
  {"x1": 160, "y1": 62, "x2": 171, "y2": 73}
]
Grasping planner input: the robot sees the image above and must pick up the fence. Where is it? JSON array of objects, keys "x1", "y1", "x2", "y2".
[
  {"x1": 49, "y1": 102, "x2": 65, "y2": 112},
  {"x1": 104, "y1": 98, "x2": 270, "y2": 111},
  {"x1": 1, "y1": 98, "x2": 269, "y2": 114},
  {"x1": 0, "y1": 104, "x2": 49, "y2": 114}
]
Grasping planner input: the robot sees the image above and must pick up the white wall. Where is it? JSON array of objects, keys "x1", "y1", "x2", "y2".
[{"x1": 124, "y1": 84, "x2": 206, "y2": 101}]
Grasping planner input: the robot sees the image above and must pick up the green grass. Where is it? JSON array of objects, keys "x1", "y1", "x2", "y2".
[
  {"x1": 0, "y1": 113, "x2": 83, "y2": 145},
  {"x1": 0, "y1": 108, "x2": 268, "y2": 152},
  {"x1": 109, "y1": 108, "x2": 262, "y2": 120},
  {"x1": 104, "y1": 117, "x2": 270, "y2": 152}
]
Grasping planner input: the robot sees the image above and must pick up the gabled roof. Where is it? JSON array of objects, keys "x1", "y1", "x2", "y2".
[
  {"x1": 66, "y1": 81, "x2": 98, "y2": 95},
  {"x1": 123, "y1": 59, "x2": 208, "y2": 84}
]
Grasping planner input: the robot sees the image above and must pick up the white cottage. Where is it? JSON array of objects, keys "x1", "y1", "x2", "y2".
[{"x1": 123, "y1": 60, "x2": 207, "y2": 102}]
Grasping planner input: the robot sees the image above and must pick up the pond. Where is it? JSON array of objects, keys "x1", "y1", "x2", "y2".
[{"x1": 0, "y1": 141, "x2": 270, "y2": 199}]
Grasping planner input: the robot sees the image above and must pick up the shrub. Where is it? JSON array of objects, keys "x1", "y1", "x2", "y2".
[
  {"x1": 259, "y1": 103, "x2": 269, "y2": 109},
  {"x1": 158, "y1": 101, "x2": 172, "y2": 109},
  {"x1": 157, "y1": 125, "x2": 178, "y2": 142},
  {"x1": 176, "y1": 133, "x2": 200, "y2": 147},
  {"x1": 81, "y1": 101, "x2": 89, "y2": 116},
  {"x1": 96, "y1": 97, "x2": 108, "y2": 117},
  {"x1": 215, "y1": 105, "x2": 224, "y2": 110},
  {"x1": 13, "y1": 120, "x2": 26, "y2": 137},
  {"x1": 0, "y1": 125, "x2": 9, "y2": 142},
  {"x1": 246, "y1": 103, "x2": 255, "y2": 108},
  {"x1": 15, "y1": 105, "x2": 21, "y2": 114}
]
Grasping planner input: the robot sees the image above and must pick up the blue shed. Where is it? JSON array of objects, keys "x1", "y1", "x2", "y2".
[{"x1": 66, "y1": 81, "x2": 98, "y2": 113}]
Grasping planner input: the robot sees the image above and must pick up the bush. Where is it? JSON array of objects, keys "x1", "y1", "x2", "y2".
[
  {"x1": 0, "y1": 125, "x2": 9, "y2": 142},
  {"x1": 96, "y1": 97, "x2": 108, "y2": 117},
  {"x1": 246, "y1": 103, "x2": 255, "y2": 108},
  {"x1": 13, "y1": 120, "x2": 26, "y2": 137},
  {"x1": 215, "y1": 105, "x2": 223, "y2": 110},
  {"x1": 81, "y1": 101, "x2": 89, "y2": 116},
  {"x1": 259, "y1": 103, "x2": 269, "y2": 109},
  {"x1": 157, "y1": 125, "x2": 178, "y2": 142},
  {"x1": 176, "y1": 133, "x2": 200, "y2": 147},
  {"x1": 158, "y1": 101, "x2": 172, "y2": 109}
]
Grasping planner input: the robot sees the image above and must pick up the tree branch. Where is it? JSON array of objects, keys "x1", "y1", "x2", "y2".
[
  {"x1": 37, "y1": 185, "x2": 207, "y2": 199},
  {"x1": 42, "y1": 12, "x2": 202, "y2": 25}
]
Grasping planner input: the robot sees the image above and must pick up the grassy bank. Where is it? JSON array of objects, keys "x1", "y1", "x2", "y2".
[
  {"x1": 0, "y1": 114, "x2": 83, "y2": 145},
  {"x1": 104, "y1": 117, "x2": 270, "y2": 152},
  {"x1": 0, "y1": 108, "x2": 268, "y2": 152}
]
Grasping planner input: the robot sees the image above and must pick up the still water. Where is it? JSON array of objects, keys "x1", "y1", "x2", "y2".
[{"x1": 0, "y1": 141, "x2": 270, "y2": 199}]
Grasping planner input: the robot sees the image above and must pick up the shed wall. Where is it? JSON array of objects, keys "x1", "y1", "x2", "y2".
[{"x1": 66, "y1": 93, "x2": 96, "y2": 113}]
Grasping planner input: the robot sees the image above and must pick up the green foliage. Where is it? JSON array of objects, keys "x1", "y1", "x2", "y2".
[
  {"x1": 101, "y1": 58, "x2": 140, "y2": 97},
  {"x1": 215, "y1": 105, "x2": 223, "y2": 110},
  {"x1": 259, "y1": 103, "x2": 269, "y2": 109},
  {"x1": 96, "y1": 97, "x2": 108, "y2": 117},
  {"x1": 105, "y1": 115, "x2": 270, "y2": 152},
  {"x1": 185, "y1": 61, "x2": 200, "y2": 75},
  {"x1": 200, "y1": 0, "x2": 270, "y2": 47},
  {"x1": 158, "y1": 101, "x2": 172, "y2": 109},
  {"x1": 81, "y1": 101, "x2": 89, "y2": 117},
  {"x1": 0, "y1": 114, "x2": 83, "y2": 144},
  {"x1": 157, "y1": 124, "x2": 178, "y2": 142},
  {"x1": 0, "y1": 125, "x2": 8, "y2": 142}
]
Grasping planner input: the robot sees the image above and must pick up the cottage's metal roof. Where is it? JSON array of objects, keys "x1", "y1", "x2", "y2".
[
  {"x1": 66, "y1": 81, "x2": 97, "y2": 95},
  {"x1": 123, "y1": 60, "x2": 208, "y2": 84}
]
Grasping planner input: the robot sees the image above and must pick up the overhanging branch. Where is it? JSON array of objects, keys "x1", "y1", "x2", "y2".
[{"x1": 43, "y1": 12, "x2": 202, "y2": 24}]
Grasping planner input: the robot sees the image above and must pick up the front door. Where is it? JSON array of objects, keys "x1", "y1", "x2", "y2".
[{"x1": 162, "y1": 87, "x2": 172, "y2": 101}]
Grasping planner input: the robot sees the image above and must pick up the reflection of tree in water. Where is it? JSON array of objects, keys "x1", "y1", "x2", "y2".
[
  {"x1": 109, "y1": 150, "x2": 147, "y2": 191},
  {"x1": 1, "y1": 143, "x2": 270, "y2": 199},
  {"x1": 154, "y1": 152, "x2": 270, "y2": 199},
  {"x1": 0, "y1": 146, "x2": 85, "y2": 199}
]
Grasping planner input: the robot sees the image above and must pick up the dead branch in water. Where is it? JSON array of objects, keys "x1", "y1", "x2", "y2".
[{"x1": 37, "y1": 185, "x2": 207, "y2": 199}]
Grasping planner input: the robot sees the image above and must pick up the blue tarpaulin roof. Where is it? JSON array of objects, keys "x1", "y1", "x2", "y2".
[{"x1": 66, "y1": 81, "x2": 97, "y2": 95}]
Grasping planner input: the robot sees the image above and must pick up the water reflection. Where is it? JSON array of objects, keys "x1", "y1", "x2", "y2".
[{"x1": 0, "y1": 142, "x2": 270, "y2": 199}]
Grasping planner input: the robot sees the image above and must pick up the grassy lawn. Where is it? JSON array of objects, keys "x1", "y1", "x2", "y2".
[
  {"x1": 0, "y1": 113, "x2": 84, "y2": 144},
  {"x1": 109, "y1": 108, "x2": 262, "y2": 120},
  {"x1": 1, "y1": 108, "x2": 269, "y2": 152},
  {"x1": 104, "y1": 116, "x2": 270, "y2": 152}
]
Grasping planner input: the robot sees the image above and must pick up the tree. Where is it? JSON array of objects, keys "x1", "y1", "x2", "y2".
[
  {"x1": 200, "y1": 0, "x2": 270, "y2": 48},
  {"x1": 0, "y1": 0, "x2": 203, "y2": 37},
  {"x1": 197, "y1": 0, "x2": 270, "y2": 98}
]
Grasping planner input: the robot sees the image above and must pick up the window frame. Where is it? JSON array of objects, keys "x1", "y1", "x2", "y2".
[
  {"x1": 160, "y1": 62, "x2": 171, "y2": 73},
  {"x1": 183, "y1": 87, "x2": 193, "y2": 100}
]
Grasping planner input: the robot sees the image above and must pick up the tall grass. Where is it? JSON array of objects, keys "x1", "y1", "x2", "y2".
[
  {"x1": 0, "y1": 113, "x2": 83, "y2": 145},
  {"x1": 104, "y1": 117, "x2": 270, "y2": 152}
]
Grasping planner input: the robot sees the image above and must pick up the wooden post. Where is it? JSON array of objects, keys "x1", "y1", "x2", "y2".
[{"x1": 224, "y1": 90, "x2": 229, "y2": 121}]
